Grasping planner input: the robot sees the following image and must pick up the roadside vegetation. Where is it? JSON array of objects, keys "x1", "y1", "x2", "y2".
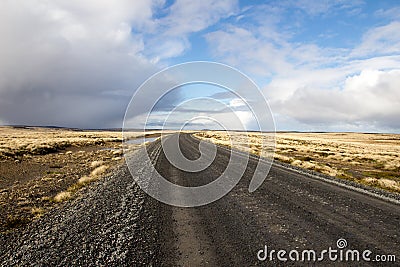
[
  {"x1": 195, "y1": 131, "x2": 400, "y2": 193},
  {"x1": 0, "y1": 126, "x2": 171, "y2": 233},
  {"x1": 0, "y1": 126, "x2": 123, "y2": 160},
  {"x1": 0, "y1": 127, "x2": 128, "y2": 233}
]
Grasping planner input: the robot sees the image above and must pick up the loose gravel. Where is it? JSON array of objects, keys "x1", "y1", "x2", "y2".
[{"x1": 0, "y1": 163, "x2": 159, "y2": 266}]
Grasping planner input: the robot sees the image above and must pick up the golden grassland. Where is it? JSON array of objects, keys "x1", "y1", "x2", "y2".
[
  {"x1": 0, "y1": 126, "x2": 167, "y2": 158},
  {"x1": 0, "y1": 126, "x2": 124, "y2": 159},
  {"x1": 0, "y1": 126, "x2": 148, "y2": 233},
  {"x1": 195, "y1": 131, "x2": 400, "y2": 193}
]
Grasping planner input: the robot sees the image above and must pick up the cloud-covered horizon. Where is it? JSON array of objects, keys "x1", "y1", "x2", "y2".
[
  {"x1": 0, "y1": 0, "x2": 161, "y2": 128},
  {"x1": 0, "y1": 0, "x2": 399, "y2": 132}
]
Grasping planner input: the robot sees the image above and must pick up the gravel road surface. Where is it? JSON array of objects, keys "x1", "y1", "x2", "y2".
[{"x1": 1, "y1": 133, "x2": 399, "y2": 266}]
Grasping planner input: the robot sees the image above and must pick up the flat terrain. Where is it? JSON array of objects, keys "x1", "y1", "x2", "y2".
[
  {"x1": 1, "y1": 133, "x2": 399, "y2": 266},
  {"x1": 196, "y1": 131, "x2": 400, "y2": 193},
  {"x1": 0, "y1": 127, "x2": 128, "y2": 233}
]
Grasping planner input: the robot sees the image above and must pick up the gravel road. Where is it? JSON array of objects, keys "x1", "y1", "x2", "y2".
[
  {"x1": 1, "y1": 133, "x2": 399, "y2": 266},
  {"x1": 156, "y1": 134, "x2": 400, "y2": 266}
]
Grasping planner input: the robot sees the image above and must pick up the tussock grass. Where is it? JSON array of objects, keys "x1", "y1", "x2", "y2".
[
  {"x1": 53, "y1": 191, "x2": 72, "y2": 203},
  {"x1": 90, "y1": 165, "x2": 109, "y2": 177},
  {"x1": 90, "y1": 160, "x2": 104, "y2": 168},
  {"x1": 52, "y1": 163, "x2": 109, "y2": 203},
  {"x1": 78, "y1": 175, "x2": 92, "y2": 184},
  {"x1": 31, "y1": 207, "x2": 44, "y2": 217},
  {"x1": 0, "y1": 126, "x2": 123, "y2": 159},
  {"x1": 112, "y1": 149, "x2": 123, "y2": 156},
  {"x1": 195, "y1": 131, "x2": 400, "y2": 193}
]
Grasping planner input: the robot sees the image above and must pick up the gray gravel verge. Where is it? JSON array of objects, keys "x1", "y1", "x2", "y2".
[{"x1": 0, "y1": 163, "x2": 159, "y2": 266}]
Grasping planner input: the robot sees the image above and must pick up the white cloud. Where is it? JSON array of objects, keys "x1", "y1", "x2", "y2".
[
  {"x1": 205, "y1": 23, "x2": 347, "y2": 78},
  {"x1": 144, "y1": 0, "x2": 238, "y2": 62},
  {"x1": 283, "y1": 0, "x2": 364, "y2": 16},
  {"x1": 160, "y1": 0, "x2": 238, "y2": 36},
  {"x1": 274, "y1": 69, "x2": 400, "y2": 129},
  {"x1": 147, "y1": 38, "x2": 188, "y2": 63},
  {"x1": 205, "y1": 26, "x2": 291, "y2": 76},
  {"x1": 351, "y1": 21, "x2": 400, "y2": 58},
  {"x1": 375, "y1": 6, "x2": 400, "y2": 19},
  {"x1": 229, "y1": 98, "x2": 246, "y2": 108}
]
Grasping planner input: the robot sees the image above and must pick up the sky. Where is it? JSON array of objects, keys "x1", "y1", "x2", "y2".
[{"x1": 0, "y1": 0, "x2": 399, "y2": 132}]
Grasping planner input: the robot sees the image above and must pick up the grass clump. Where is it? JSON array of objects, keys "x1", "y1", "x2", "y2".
[
  {"x1": 90, "y1": 160, "x2": 104, "y2": 168},
  {"x1": 31, "y1": 207, "x2": 45, "y2": 217},
  {"x1": 52, "y1": 163, "x2": 109, "y2": 203},
  {"x1": 53, "y1": 191, "x2": 72, "y2": 203},
  {"x1": 91, "y1": 165, "x2": 109, "y2": 177}
]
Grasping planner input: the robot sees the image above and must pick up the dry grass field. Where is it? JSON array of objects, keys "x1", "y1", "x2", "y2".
[
  {"x1": 195, "y1": 131, "x2": 400, "y2": 193},
  {"x1": 0, "y1": 126, "x2": 124, "y2": 159},
  {"x1": 0, "y1": 126, "x2": 148, "y2": 233}
]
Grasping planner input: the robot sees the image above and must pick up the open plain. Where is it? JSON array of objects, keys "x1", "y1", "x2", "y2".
[
  {"x1": 196, "y1": 131, "x2": 400, "y2": 193},
  {"x1": 0, "y1": 133, "x2": 399, "y2": 266},
  {"x1": 0, "y1": 126, "x2": 130, "y2": 233}
]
